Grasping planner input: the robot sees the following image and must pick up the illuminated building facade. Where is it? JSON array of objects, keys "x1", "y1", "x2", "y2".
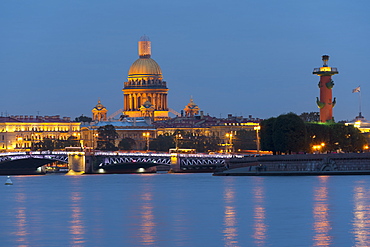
[
  {"x1": 184, "y1": 98, "x2": 200, "y2": 117},
  {"x1": 0, "y1": 115, "x2": 81, "y2": 151},
  {"x1": 123, "y1": 36, "x2": 169, "y2": 120},
  {"x1": 92, "y1": 100, "x2": 108, "y2": 122},
  {"x1": 313, "y1": 55, "x2": 339, "y2": 122},
  {"x1": 154, "y1": 114, "x2": 261, "y2": 151},
  {"x1": 80, "y1": 118, "x2": 155, "y2": 150}
]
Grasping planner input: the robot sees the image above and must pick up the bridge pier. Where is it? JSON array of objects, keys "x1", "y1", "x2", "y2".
[
  {"x1": 169, "y1": 154, "x2": 181, "y2": 173},
  {"x1": 67, "y1": 151, "x2": 86, "y2": 174}
]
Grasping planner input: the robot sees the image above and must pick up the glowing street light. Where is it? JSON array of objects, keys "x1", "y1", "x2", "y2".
[
  {"x1": 143, "y1": 132, "x2": 150, "y2": 151},
  {"x1": 175, "y1": 133, "x2": 182, "y2": 151},
  {"x1": 254, "y1": 125, "x2": 261, "y2": 154}
]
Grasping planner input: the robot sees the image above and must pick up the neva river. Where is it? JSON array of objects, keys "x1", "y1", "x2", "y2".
[{"x1": 1, "y1": 173, "x2": 370, "y2": 247}]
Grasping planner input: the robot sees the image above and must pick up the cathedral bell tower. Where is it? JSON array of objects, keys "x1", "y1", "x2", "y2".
[{"x1": 123, "y1": 36, "x2": 169, "y2": 120}]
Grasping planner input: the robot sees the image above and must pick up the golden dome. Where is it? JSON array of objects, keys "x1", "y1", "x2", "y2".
[{"x1": 128, "y1": 57, "x2": 162, "y2": 79}]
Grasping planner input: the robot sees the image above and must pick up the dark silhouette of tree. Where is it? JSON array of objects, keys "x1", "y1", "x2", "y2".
[
  {"x1": 96, "y1": 125, "x2": 118, "y2": 151},
  {"x1": 273, "y1": 113, "x2": 307, "y2": 154},
  {"x1": 328, "y1": 123, "x2": 366, "y2": 152},
  {"x1": 260, "y1": 117, "x2": 276, "y2": 153},
  {"x1": 118, "y1": 138, "x2": 136, "y2": 150},
  {"x1": 75, "y1": 115, "x2": 92, "y2": 123},
  {"x1": 233, "y1": 130, "x2": 256, "y2": 151},
  {"x1": 150, "y1": 134, "x2": 175, "y2": 152},
  {"x1": 299, "y1": 112, "x2": 320, "y2": 122}
]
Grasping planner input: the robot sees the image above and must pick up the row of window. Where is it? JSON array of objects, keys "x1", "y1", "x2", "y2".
[{"x1": 13, "y1": 127, "x2": 78, "y2": 132}]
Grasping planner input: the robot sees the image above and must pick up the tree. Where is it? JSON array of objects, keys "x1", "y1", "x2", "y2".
[
  {"x1": 299, "y1": 112, "x2": 320, "y2": 122},
  {"x1": 33, "y1": 138, "x2": 54, "y2": 151},
  {"x1": 96, "y1": 125, "x2": 118, "y2": 151},
  {"x1": 273, "y1": 113, "x2": 307, "y2": 154},
  {"x1": 75, "y1": 115, "x2": 92, "y2": 123},
  {"x1": 174, "y1": 130, "x2": 221, "y2": 152},
  {"x1": 328, "y1": 123, "x2": 367, "y2": 152},
  {"x1": 150, "y1": 134, "x2": 175, "y2": 152},
  {"x1": 233, "y1": 130, "x2": 256, "y2": 151},
  {"x1": 118, "y1": 138, "x2": 136, "y2": 150},
  {"x1": 260, "y1": 117, "x2": 276, "y2": 153},
  {"x1": 305, "y1": 123, "x2": 331, "y2": 152}
]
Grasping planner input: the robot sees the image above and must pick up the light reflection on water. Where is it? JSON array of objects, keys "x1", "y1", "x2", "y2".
[
  {"x1": 69, "y1": 177, "x2": 86, "y2": 246},
  {"x1": 252, "y1": 177, "x2": 267, "y2": 247},
  {"x1": 312, "y1": 176, "x2": 332, "y2": 246},
  {"x1": 223, "y1": 178, "x2": 239, "y2": 247},
  {"x1": 3, "y1": 174, "x2": 370, "y2": 246},
  {"x1": 131, "y1": 175, "x2": 158, "y2": 246},
  {"x1": 352, "y1": 181, "x2": 370, "y2": 246},
  {"x1": 14, "y1": 190, "x2": 29, "y2": 247}
]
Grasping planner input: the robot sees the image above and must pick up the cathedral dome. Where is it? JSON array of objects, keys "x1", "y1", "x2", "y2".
[{"x1": 128, "y1": 58, "x2": 162, "y2": 79}]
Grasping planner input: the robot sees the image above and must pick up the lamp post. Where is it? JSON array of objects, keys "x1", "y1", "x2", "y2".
[
  {"x1": 143, "y1": 132, "x2": 150, "y2": 151},
  {"x1": 175, "y1": 133, "x2": 182, "y2": 151},
  {"x1": 254, "y1": 125, "x2": 261, "y2": 155},
  {"x1": 226, "y1": 132, "x2": 233, "y2": 153}
]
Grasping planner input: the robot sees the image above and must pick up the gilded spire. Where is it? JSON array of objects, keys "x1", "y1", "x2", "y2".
[{"x1": 138, "y1": 35, "x2": 151, "y2": 58}]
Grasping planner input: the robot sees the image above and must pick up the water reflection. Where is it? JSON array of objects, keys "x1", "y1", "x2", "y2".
[
  {"x1": 69, "y1": 178, "x2": 85, "y2": 246},
  {"x1": 352, "y1": 181, "x2": 370, "y2": 245},
  {"x1": 223, "y1": 178, "x2": 239, "y2": 247},
  {"x1": 136, "y1": 175, "x2": 157, "y2": 245},
  {"x1": 252, "y1": 177, "x2": 267, "y2": 246},
  {"x1": 312, "y1": 176, "x2": 332, "y2": 246},
  {"x1": 14, "y1": 191, "x2": 30, "y2": 246}
]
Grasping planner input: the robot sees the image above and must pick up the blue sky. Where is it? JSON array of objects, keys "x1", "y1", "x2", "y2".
[{"x1": 1, "y1": 0, "x2": 369, "y2": 121}]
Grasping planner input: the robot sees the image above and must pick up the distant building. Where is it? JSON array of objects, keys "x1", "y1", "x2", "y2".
[
  {"x1": 92, "y1": 100, "x2": 108, "y2": 122},
  {"x1": 154, "y1": 113, "x2": 261, "y2": 152},
  {"x1": 123, "y1": 36, "x2": 169, "y2": 121},
  {"x1": 184, "y1": 98, "x2": 200, "y2": 117},
  {"x1": 346, "y1": 114, "x2": 370, "y2": 145},
  {"x1": 0, "y1": 115, "x2": 80, "y2": 151},
  {"x1": 81, "y1": 102, "x2": 155, "y2": 150}
]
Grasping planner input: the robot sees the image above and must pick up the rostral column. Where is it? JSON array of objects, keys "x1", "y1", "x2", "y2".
[{"x1": 313, "y1": 55, "x2": 339, "y2": 122}]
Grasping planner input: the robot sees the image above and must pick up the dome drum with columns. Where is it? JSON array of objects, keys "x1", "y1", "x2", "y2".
[{"x1": 123, "y1": 36, "x2": 169, "y2": 120}]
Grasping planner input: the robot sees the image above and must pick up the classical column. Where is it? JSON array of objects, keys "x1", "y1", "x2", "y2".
[{"x1": 129, "y1": 94, "x2": 133, "y2": 110}]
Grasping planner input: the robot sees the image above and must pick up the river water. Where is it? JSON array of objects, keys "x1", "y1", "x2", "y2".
[{"x1": 1, "y1": 173, "x2": 370, "y2": 247}]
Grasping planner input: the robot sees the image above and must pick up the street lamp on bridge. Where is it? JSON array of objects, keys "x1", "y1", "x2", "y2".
[
  {"x1": 254, "y1": 125, "x2": 261, "y2": 154},
  {"x1": 142, "y1": 132, "x2": 150, "y2": 152}
]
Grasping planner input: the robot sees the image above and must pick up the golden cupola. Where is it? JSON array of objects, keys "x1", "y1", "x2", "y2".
[{"x1": 123, "y1": 36, "x2": 169, "y2": 120}]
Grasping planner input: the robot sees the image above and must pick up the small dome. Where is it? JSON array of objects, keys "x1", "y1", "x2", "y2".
[{"x1": 128, "y1": 58, "x2": 162, "y2": 79}]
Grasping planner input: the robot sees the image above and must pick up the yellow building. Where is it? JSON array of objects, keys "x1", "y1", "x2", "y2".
[
  {"x1": 0, "y1": 115, "x2": 81, "y2": 152},
  {"x1": 92, "y1": 100, "x2": 108, "y2": 122},
  {"x1": 123, "y1": 36, "x2": 169, "y2": 120}
]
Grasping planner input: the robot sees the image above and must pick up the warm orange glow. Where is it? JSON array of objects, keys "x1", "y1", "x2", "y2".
[
  {"x1": 69, "y1": 191, "x2": 85, "y2": 246},
  {"x1": 143, "y1": 132, "x2": 150, "y2": 138},
  {"x1": 252, "y1": 178, "x2": 267, "y2": 246},
  {"x1": 223, "y1": 182, "x2": 239, "y2": 246},
  {"x1": 352, "y1": 185, "x2": 370, "y2": 245},
  {"x1": 312, "y1": 176, "x2": 332, "y2": 246},
  {"x1": 320, "y1": 66, "x2": 332, "y2": 72},
  {"x1": 313, "y1": 145, "x2": 322, "y2": 151},
  {"x1": 254, "y1": 125, "x2": 261, "y2": 131}
]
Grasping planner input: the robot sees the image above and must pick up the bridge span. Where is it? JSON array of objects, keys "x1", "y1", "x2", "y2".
[{"x1": 0, "y1": 151, "x2": 235, "y2": 175}]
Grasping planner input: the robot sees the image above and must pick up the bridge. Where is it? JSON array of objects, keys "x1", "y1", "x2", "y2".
[{"x1": 0, "y1": 151, "x2": 234, "y2": 175}]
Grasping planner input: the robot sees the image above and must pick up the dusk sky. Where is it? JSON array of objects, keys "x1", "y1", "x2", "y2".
[{"x1": 1, "y1": 0, "x2": 369, "y2": 121}]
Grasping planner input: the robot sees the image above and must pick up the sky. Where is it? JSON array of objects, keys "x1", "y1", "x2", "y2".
[{"x1": 1, "y1": 0, "x2": 370, "y2": 121}]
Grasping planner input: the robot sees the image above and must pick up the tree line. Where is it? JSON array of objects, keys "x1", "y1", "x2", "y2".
[
  {"x1": 260, "y1": 113, "x2": 367, "y2": 154},
  {"x1": 92, "y1": 125, "x2": 258, "y2": 152}
]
